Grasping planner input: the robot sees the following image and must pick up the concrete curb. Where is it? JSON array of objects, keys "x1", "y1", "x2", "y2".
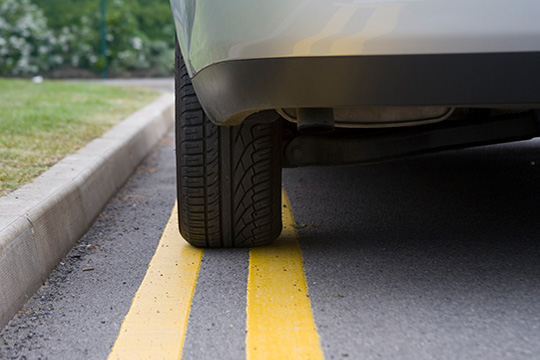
[{"x1": 0, "y1": 93, "x2": 175, "y2": 329}]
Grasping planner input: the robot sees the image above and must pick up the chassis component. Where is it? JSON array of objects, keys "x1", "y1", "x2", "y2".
[{"x1": 284, "y1": 111, "x2": 540, "y2": 167}]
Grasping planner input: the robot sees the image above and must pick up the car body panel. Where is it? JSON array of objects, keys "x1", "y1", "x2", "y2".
[{"x1": 171, "y1": 0, "x2": 540, "y2": 77}]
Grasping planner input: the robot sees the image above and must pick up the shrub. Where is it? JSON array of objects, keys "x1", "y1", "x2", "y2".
[
  {"x1": 0, "y1": 0, "x2": 60, "y2": 75},
  {"x1": 0, "y1": 0, "x2": 174, "y2": 76}
]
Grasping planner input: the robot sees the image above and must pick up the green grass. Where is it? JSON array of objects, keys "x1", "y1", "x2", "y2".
[{"x1": 0, "y1": 79, "x2": 159, "y2": 196}]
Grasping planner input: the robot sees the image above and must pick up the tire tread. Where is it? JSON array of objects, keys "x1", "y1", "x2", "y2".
[{"x1": 175, "y1": 40, "x2": 281, "y2": 247}]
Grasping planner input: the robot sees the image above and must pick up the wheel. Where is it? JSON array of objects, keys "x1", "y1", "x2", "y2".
[{"x1": 174, "y1": 39, "x2": 283, "y2": 248}]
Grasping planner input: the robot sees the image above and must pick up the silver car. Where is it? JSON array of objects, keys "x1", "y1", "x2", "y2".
[{"x1": 170, "y1": 0, "x2": 540, "y2": 247}]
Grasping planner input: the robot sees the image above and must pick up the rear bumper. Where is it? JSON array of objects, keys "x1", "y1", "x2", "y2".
[{"x1": 192, "y1": 52, "x2": 540, "y2": 125}]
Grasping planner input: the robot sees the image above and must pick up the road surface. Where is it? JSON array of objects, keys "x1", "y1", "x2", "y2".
[{"x1": 1, "y1": 128, "x2": 540, "y2": 359}]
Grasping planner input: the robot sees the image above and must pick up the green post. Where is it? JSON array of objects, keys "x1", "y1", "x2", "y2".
[{"x1": 100, "y1": 0, "x2": 108, "y2": 78}]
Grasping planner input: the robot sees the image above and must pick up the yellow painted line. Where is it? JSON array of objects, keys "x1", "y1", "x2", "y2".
[
  {"x1": 246, "y1": 190, "x2": 324, "y2": 360},
  {"x1": 108, "y1": 202, "x2": 203, "y2": 360}
]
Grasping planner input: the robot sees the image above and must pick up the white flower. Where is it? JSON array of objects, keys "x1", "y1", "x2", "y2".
[
  {"x1": 71, "y1": 55, "x2": 80, "y2": 67},
  {"x1": 131, "y1": 36, "x2": 143, "y2": 50}
]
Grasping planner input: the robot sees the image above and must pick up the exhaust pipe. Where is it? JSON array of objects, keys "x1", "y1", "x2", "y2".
[{"x1": 296, "y1": 108, "x2": 335, "y2": 134}]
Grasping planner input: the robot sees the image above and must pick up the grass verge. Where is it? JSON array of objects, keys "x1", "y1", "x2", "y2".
[{"x1": 0, "y1": 79, "x2": 159, "y2": 196}]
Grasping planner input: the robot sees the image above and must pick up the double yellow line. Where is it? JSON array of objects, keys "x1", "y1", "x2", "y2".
[{"x1": 108, "y1": 191, "x2": 324, "y2": 360}]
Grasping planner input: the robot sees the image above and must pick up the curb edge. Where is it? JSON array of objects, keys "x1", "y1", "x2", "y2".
[{"x1": 0, "y1": 93, "x2": 175, "y2": 329}]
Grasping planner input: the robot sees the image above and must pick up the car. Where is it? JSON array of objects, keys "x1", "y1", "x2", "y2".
[{"x1": 169, "y1": 0, "x2": 540, "y2": 248}]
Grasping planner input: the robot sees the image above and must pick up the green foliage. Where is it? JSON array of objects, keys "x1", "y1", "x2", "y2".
[
  {"x1": 36, "y1": 0, "x2": 174, "y2": 44},
  {"x1": 32, "y1": 0, "x2": 94, "y2": 30},
  {"x1": 0, "y1": 0, "x2": 174, "y2": 76},
  {"x1": 128, "y1": 0, "x2": 175, "y2": 43},
  {"x1": 0, "y1": 0, "x2": 60, "y2": 74}
]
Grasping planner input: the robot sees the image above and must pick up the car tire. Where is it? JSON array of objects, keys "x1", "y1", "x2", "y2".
[{"x1": 175, "y1": 39, "x2": 283, "y2": 248}]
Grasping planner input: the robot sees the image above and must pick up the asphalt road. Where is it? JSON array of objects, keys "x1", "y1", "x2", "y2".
[
  {"x1": 283, "y1": 143, "x2": 540, "y2": 359},
  {"x1": 2, "y1": 129, "x2": 540, "y2": 359}
]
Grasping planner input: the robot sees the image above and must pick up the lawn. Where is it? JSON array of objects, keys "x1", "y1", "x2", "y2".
[{"x1": 0, "y1": 79, "x2": 159, "y2": 196}]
